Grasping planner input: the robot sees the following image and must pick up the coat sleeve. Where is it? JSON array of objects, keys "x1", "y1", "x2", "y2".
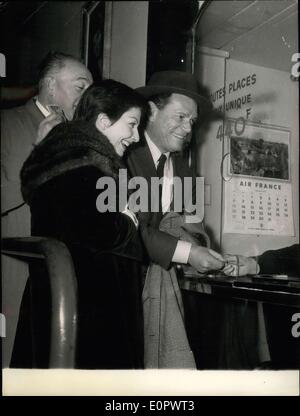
[
  {"x1": 258, "y1": 244, "x2": 300, "y2": 276},
  {"x1": 137, "y1": 211, "x2": 179, "y2": 270}
]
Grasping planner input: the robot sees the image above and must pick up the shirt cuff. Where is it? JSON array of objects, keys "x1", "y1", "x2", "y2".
[
  {"x1": 172, "y1": 240, "x2": 192, "y2": 264},
  {"x1": 253, "y1": 256, "x2": 261, "y2": 275},
  {"x1": 184, "y1": 213, "x2": 203, "y2": 223}
]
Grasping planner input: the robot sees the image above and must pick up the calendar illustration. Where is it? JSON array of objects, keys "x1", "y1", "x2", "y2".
[{"x1": 223, "y1": 121, "x2": 294, "y2": 235}]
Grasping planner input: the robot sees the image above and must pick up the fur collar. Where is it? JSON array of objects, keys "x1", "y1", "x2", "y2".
[{"x1": 21, "y1": 120, "x2": 124, "y2": 203}]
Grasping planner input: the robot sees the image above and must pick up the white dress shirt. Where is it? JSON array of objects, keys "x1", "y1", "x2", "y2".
[{"x1": 145, "y1": 132, "x2": 192, "y2": 264}]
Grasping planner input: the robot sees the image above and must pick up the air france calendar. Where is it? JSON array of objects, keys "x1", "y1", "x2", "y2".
[
  {"x1": 223, "y1": 122, "x2": 294, "y2": 236},
  {"x1": 223, "y1": 177, "x2": 294, "y2": 235}
]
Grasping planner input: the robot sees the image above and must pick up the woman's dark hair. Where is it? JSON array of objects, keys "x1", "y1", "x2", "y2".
[{"x1": 73, "y1": 79, "x2": 149, "y2": 128}]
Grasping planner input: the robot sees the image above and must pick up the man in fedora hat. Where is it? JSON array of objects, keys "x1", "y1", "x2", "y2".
[
  {"x1": 126, "y1": 70, "x2": 225, "y2": 273},
  {"x1": 125, "y1": 71, "x2": 227, "y2": 368}
]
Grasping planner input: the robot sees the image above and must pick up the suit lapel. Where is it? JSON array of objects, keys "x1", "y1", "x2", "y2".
[
  {"x1": 126, "y1": 133, "x2": 162, "y2": 223},
  {"x1": 126, "y1": 132, "x2": 157, "y2": 181},
  {"x1": 172, "y1": 153, "x2": 190, "y2": 180},
  {"x1": 171, "y1": 153, "x2": 193, "y2": 212}
]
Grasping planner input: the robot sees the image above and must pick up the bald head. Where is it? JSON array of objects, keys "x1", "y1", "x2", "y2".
[{"x1": 38, "y1": 52, "x2": 93, "y2": 120}]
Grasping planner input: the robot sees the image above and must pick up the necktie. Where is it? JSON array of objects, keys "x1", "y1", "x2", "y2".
[{"x1": 157, "y1": 153, "x2": 167, "y2": 213}]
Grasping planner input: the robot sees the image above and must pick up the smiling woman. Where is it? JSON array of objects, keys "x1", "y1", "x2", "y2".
[
  {"x1": 10, "y1": 79, "x2": 149, "y2": 369},
  {"x1": 74, "y1": 80, "x2": 148, "y2": 142},
  {"x1": 95, "y1": 107, "x2": 141, "y2": 156}
]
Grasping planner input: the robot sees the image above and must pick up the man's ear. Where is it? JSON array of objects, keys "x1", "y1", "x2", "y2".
[
  {"x1": 149, "y1": 101, "x2": 158, "y2": 121},
  {"x1": 45, "y1": 76, "x2": 56, "y2": 97},
  {"x1": 95, "y1": 113, "x2": 112, "y2": 132}
]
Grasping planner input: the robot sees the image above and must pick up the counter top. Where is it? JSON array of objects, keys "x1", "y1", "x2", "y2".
[{"x1": 178, "y1": 267, "x2": 300, "y2": 307}]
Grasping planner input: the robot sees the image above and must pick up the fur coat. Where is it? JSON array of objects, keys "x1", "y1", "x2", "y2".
[{"x1": 11, "y1": 120, "x2": 144, "y2": 369}]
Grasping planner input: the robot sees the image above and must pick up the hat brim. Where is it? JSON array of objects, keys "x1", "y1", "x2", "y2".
[{"x1": 136, "y1": 85, "x2": 211, "y2": 107}]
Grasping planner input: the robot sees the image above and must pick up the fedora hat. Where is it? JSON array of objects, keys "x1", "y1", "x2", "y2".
[{"x1": 136, "y1": 70, "x2": 211, "y2": 107}]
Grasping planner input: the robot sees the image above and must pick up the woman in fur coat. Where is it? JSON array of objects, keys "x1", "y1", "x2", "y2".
[{"x1": 11, "y1": 80, "x2": 149, "y2": 369}]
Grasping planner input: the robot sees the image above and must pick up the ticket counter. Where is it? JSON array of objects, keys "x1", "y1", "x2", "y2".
[{"x1": 180, "y1": 269, "x2": 300, "y2": 369}]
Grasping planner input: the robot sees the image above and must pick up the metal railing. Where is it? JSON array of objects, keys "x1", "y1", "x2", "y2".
[{"x1": 2, "y1": 237, "x2": 78, "y2": 368}]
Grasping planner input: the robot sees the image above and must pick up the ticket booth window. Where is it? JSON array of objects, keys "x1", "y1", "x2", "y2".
[{"x1": 146, "y1": 0, "x2": 198, "y2": 80}]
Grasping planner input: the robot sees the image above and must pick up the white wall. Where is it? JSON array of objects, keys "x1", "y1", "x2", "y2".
[
  {"x1": 222, "y1": 59, "x2": 299, "y2": 255},
  {"x1": 195, "y1": 48, "x2": 228, "y2": 250}
]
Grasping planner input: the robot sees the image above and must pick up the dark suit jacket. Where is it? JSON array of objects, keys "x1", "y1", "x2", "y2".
[
  {"x1": 1, "y1": 99, "x2": 45, "y2": 368},
  {"x1": 125, "y1": 132, "x2": 195, "y2": 270}
]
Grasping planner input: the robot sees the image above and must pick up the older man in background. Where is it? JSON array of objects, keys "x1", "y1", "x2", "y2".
[{"x1": 2, "y1": 51, "x2": 92, "y2": 222}]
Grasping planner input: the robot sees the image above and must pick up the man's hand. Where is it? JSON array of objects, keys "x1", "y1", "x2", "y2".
[
  {"x1": 222, "y1": 254, "x2": 259, "y2": 276},
  {"x1": 188, "y1": 245, "x2": 225, "y2": 273},
  {"x1": 36, "y1": 113, "x2": 64, "y2": 144}
]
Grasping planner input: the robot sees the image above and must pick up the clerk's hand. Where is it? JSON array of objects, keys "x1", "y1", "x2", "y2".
[{"x1": 188, "y1": 245, "x2": 225, "y2": 273}]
